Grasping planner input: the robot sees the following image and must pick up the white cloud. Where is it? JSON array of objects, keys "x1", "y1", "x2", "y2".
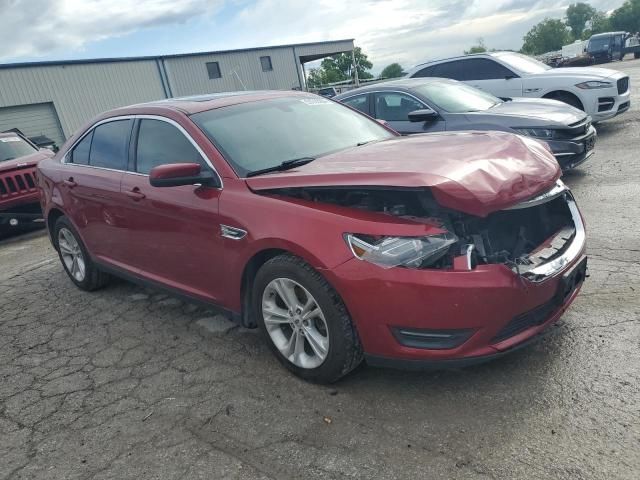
[
  {"x1": 0, "y1": 0, "x2": 222, "y2": 60},
  {"x1": 0, "y1": 0, "x2": 628, "y2": 70}
]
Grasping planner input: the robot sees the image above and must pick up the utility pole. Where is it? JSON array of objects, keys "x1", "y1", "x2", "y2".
[{"x1": 351, "y1": 49, "x2": 360, "y2": 87}]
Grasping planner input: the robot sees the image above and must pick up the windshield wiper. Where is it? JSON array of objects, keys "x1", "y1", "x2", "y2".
[
  {"x1": 246, "y1": 157, "x2": 316, "y2": 177},
  {"x1": 1, "y1": 157, "x2": 15, "y2": 161}
]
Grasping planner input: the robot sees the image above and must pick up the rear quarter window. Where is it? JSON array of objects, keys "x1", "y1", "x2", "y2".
[{"x1": 89, "y1": 120, "x2": 132, "y2": 170}]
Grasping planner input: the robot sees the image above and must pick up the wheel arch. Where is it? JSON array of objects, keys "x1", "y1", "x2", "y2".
[
  {"x1": 237, "y1": 241, "x2": 347, "y2": 329},
  {"x1": 46, "y1": 207, "x2": 66, "y2": 248},
  {"x1": 542, "y1": 90, "x2": 585, "y2": 111}
]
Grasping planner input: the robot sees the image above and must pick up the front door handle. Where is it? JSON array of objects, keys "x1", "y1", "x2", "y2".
[
  {"x1": 125, "y1": 188, "x2": 146, "y2": 201},
  {"x1": 63, "y1": 177, "x2": 77, "y2": 188}
]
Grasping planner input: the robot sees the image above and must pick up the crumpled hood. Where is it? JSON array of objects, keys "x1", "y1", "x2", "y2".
[
  {"x1": 0, "y1": 150, "x2": 51, "y2": 174},
  {"x1": 245, "y1": 131, "x2": 561, "y2": 217},
  {"x1": 474, "y1": 98, "x2": 586, "y2": 126}
]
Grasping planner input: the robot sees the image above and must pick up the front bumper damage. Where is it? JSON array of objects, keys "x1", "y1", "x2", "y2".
[
  {"x1": 548, "y1": 125, "x2": 597, "y2": 170},
  {"x1": 326, "y1": 181, "x2": 587, "y2": 368}
]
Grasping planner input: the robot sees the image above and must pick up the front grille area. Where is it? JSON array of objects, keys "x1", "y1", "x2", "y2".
[
  {"x1": 556, "y1": 118, "x2": 590, "y2": 139},
  {"x1": 0, "y1": 169, "x2": 38, "y2": 198},
  {"x1": 491, "y1": 301, "x2": 557, "y2": 344},
  {"x1": 598, "y1": 97, "x2": 615, "y2": 112},
  {"x1": 617, "y1": 76, "x2": 629, "y2": 94}
]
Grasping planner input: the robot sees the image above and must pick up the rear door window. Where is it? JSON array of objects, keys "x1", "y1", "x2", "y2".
[
  {"x1": 135, "y1": 119, "x2": 206, "y2": 174},
  {"x1": 89, "y1": 120, "x2": 132, "y2": 170},
  {"x1": 432, "y1": 61, "x2": 466, "y2": 80},
  {"x1": 412, "y1": 65, "x2": 436, "y2": 78},
  {"x1": 342, "y1": 94, "x2": 370, "y2": 115},
  {"x1": 463, "y1": 58, "x2": 516, "y2": 80}
]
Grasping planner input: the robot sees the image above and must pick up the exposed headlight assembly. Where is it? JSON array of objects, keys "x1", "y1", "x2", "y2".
[
  {"x1": 514, "y1": 128, "x2": 556, "y2": 139},
  {"x1": 345, "y1": 233, "x2": 457, "y2": 269},
  {"x1": 575, "y1": 80, "x2": 612, "y2": 89}
]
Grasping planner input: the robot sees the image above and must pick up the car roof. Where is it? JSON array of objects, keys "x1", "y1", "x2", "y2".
[
  {"x1": 410, "y1": 51, "x2": 519, "y2": 69},
  {"x1": 335, "y1": 77, "x2": 456, "y2": 97},
  {"x1": 107, "y1": 90, "x2": 317, "y2": 116},
  {"x1": 590, "y1": 31, "x2": 627, "y2": 38}
]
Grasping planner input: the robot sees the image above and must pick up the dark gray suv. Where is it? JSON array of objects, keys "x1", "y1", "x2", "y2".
[{"x1": 334, "y1": 78, "x2": 597, "y2": 170}]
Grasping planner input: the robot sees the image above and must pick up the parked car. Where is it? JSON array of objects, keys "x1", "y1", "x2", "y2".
[
  {"x1": 587, "y1": 31, "x2": 640, "y2": 63},
  {"x1": 0, "y1": 132, "x2": 52, "y2": 233},
  {"x1": 335, "y1": 78, "x2": 596, "y2": 170},
  {"x1": 38, "y1": 91, "x2": 587, "y2": 383},
  {"x1": 406, "y1": 51, "x2": 630, "y2": 122},
  {"x1": 317, "y1": 87, "x2": 338, "y2": 98}
]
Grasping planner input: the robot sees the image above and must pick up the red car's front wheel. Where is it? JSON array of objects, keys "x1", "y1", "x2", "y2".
[{"x1": 253, "y1": 254, "x2": 363, "y2": 383}]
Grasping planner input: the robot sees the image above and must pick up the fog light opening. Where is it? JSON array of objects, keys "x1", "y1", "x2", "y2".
[{"x1": 392, "y1": 327, "x2": 474, "y2": 350}]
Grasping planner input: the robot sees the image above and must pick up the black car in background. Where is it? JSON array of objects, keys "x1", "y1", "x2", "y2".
[{"x1": 335, "y1": 78, "x2": 597, "y2": 170}]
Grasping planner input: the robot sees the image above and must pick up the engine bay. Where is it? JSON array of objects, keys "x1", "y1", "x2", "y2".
[{"x1": 269, "y1": 186, "x2": 576, "y2": 271}]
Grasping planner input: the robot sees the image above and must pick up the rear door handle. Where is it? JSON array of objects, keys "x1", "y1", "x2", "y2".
[
  {"x1": 125, "y1": 188, "x2": 146, "y2": 201},
  {"x1": 63, "y1": 178, "x2": 77, "y2": 188}
]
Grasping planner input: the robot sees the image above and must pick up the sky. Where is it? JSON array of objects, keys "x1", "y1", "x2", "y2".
[{"x1": 0, "y1": 0, "x2": 627, "y2": 74}]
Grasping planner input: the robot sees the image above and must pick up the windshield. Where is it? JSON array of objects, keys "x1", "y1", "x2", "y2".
[
  {"x1": 497, "y1": 52, "x2": 551, "y2": 74},
  {"x1": 413, "y1": 82, "x2": 501, "y2": 113},
  {"x1": 0, "y1": 136, "x2": 37, "y2": 162},
  {"x1": 191, "y1": 96, "x2": 395, "y2": 177},
  {"x1": 588, "y1": 37, "x2": 610, "y2": 52}
]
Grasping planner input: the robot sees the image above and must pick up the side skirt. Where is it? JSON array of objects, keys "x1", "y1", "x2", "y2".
[{"x1": 94, "y1": 260, "x2": 245, "y2": 326}]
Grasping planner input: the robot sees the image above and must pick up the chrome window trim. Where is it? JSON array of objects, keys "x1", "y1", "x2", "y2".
[
  {"x1": 62, "y1": 114, "x2": 223, "y2": 189},
  {"x1": 340, "y1": 90, "x2": 434, "y2": 113}
]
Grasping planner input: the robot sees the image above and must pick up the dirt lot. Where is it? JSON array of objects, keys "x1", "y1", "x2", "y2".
[{"x1": 2, "y1": 62, "x2": 639, "y2": 480}]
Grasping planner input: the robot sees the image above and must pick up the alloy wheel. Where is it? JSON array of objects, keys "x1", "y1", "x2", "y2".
[
  {"x1": 262, "y1": 278, "x2": 329, "y2": 369},
  {"x1": 58, "y1": 227, "x2": 86, "y2": 282}
]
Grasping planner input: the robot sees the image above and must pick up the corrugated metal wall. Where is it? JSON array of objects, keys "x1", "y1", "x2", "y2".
[
  {"x1": 165, "y1": 47, "x2": 303, "y2": 96},
  {"x1": 0, "y1": 61, "x2": 166, "y2": 139},
  {"x1": 0, "y1": 40, "x2": 354, "y2": 142}
]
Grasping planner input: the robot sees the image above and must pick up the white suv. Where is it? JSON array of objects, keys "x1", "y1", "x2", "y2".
[{"x1": 406, "y1": 51, "x2": 630, "y2": 122}]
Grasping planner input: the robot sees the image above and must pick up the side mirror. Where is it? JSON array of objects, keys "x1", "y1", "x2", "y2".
[
  {"x1": 149, "y1": 162, "x2": 220, "y2": 188},
  {"x1": 408, "y1": 108, "x2": 438, "y2": 122}
]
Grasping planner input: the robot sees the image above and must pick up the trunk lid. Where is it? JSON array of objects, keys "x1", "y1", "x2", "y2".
[{"x1": 245, "y1": 131, "x2": 560, "y2": 217}]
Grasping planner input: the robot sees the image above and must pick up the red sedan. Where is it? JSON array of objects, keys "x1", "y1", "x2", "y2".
[{"x1": 37, "y1": 91, "x2": 587, "y2": 383}]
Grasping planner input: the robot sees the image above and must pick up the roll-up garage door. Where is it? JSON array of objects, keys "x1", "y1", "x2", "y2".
[{"x1": 0, "y1": 102, "x2": 65, "y2": 149}]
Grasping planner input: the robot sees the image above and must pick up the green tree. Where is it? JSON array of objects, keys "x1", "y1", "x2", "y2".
[
  {"x1": 521, "y1": 18, "x2": 572, "y2": 55},
  {"x1": 464, "y1": 38, "x2": 487, "y2": 54},
  {"x1": 320, "y1": 47, "x2": 373, "y2": 82},
  {"x1": 584, "y1": 11, "x2": 611, "y2": 38},
  {"x1": 379, "y1": 63, "x2": 405, "y2": 78},
  {"x1": 566, "y1": 2, "x2": 596, "y2": 39},
  {"x1": 610, "y1": 0, "x2": 640, "y2": 33}
]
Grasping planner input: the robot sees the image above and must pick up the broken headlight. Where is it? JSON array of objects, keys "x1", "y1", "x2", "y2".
[{"x1": 344, "y1": 233, "x2": 457, "y2": 269}]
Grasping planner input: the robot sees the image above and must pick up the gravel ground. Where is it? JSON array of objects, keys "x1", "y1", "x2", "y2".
[{"x1": 1, "y1": 60, "x2": 639, "y2": 480}]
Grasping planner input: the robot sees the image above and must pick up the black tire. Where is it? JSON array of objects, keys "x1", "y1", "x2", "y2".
[
  {"x1": 634, "y1": 52, "x2": 640, "y2": 59},
  {"x1": 253, "y1": 254, "x2": 363, "y2": 383},
  {"x1": 53, "y1": 216, "x2": 109, "y2": 291},
  {"x1": 546, "y1": 92, "x2": 584, "y2": 111}
]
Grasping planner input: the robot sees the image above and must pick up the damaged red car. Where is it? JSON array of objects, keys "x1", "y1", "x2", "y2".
[
  {"x1": 37, "y1": 92, "x2": 587, "y2": 383},
  {"x1": 1, "y1": 132, "x2": 52, "y2": 233}
]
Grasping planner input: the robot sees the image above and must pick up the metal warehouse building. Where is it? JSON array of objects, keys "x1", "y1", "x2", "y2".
[{"x1": 0, "y1": 39, "x2": 354, "y2": 148}]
